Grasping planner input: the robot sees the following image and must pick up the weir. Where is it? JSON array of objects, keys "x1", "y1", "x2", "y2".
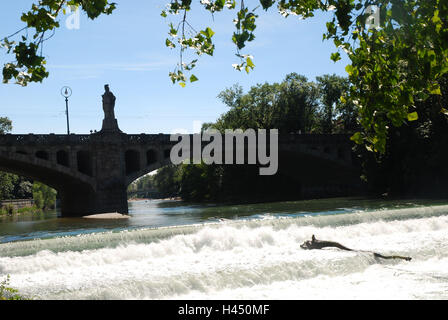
[
  {"x1": 1, "y1": 201, "x2": 446, "y2": 299},
  {"x1": 0, "y1": 85, "x2": 358, "y2": 217}
]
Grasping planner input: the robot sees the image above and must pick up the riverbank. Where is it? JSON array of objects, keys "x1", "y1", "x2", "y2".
[
  {"x1": 0, "y1": 199, "x2": 38, "y2": 216},
  {"x1": 0, "y1": 205, "x2": 42, "y2": 217}
]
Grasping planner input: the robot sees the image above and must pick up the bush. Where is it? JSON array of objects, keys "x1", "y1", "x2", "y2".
[
  {"x1": 17, "y1": 206, "x2": 41, "y2": 214},
  {"x1": 0, "y1": 204, "x2": 16, "y2": 216},
  {"x1": 32, "y1": 182, "x2": 56, "y2": 210},
  {"x1": 0, "y1": 275, "x2": 25, "y2": 300}
]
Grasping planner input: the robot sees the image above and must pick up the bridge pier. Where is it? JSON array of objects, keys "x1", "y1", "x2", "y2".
[
  {"x1": 59, "y1": 183, "x2": 128, "y2": 217},
  {"x1": 59, "y1": 184, "x2": 95, "y2": 217},
  {"x1": 80, "y1": 131, "x2": 129, "y2": 216}
]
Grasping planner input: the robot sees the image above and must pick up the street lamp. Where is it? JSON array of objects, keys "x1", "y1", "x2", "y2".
[{"x1": 61, "y1": 86, "x2": 72, "y2": 135}]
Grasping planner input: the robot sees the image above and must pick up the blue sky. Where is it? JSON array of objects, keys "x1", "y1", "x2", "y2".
[{"x1": 0, "y1": 1, "x2": 350, "y2": 134}]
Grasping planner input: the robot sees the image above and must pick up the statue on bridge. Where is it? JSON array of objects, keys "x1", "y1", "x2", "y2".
[{"x1": 101, "y1": 84, "x2": 121, "y2": 133}]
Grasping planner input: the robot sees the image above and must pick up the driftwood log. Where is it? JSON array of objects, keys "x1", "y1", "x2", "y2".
[{"x1": 300, "y1": 235, "x2": 412, "y2": 262}]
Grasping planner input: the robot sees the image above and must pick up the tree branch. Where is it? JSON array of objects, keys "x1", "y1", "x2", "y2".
[{"x1": 300, "y1": 235, "x2": 412, "y2": 261}]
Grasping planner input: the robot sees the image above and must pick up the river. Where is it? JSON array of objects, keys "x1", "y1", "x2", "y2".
[{"x1": 1, "y1": 197, "x2": 448, "y2": 300}]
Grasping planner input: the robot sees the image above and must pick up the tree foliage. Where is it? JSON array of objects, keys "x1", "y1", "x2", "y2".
[
  {"x1": 128, "y1": 174, "x2": 155, "y2": 194},
  {"x1": 212, "y1": 73, "x2": 355, "y2": 134},
  {"x1": 316, "y1": 74, "x2": 352, "y2": 134},
  {"x1": 213, "y1": 75, "x2": 321, "y2": 133},
  {"x1": 0, "y1": 175, "x2": 33, "y2": 201},
  {"x1": 153, "y1": 165, "x2": 181, "y2": 198},
  {"x1": 129, "y1": 166, "x2": 182, "y2": 199},
  {"x1": 32, "y1": 182, "x2": 57, "y2": 209},
  {"x1": 358, "y1": 73, "x2": 448, "y2": 197},
  {"x1": 1, "y1": 0, "x2": 115, "y2": 86},
  {"x1": 1, "y1": 0, "x2": 447, "y2": 152},
  {"x1": 0, "y1": 117, "x2": 12, "y2": 134},
  {"x1": 340, "y1": 1, "x2": 448, "y2": 152}
]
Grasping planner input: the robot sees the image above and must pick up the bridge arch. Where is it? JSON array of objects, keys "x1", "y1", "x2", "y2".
[
  {"x1": 125, "y1": 155, "x2": 172, "y2": 187},
  {"x1": 0, "y1": 150, "x2": 97, "y2": 216}
]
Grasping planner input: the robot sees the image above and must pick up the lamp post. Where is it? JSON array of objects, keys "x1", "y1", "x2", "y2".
[{"x1": 61, "y1": 86, "x2": 72, "y2": 135}]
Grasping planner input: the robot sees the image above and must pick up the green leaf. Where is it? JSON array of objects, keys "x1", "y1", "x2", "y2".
[
  {"x1": 260, "y1": 0, "x2": 274, "y2": 10},
  {"x1": 190, "y1": 74, "x2": 198, "y2": 82},
  {"x1": 203, "y1": 27, "x2": 215, "y2": 39},
  {"x1": 179, "y1": 82, "x2": 186, "y2": 88},
  {"x1": 246, "y1": 57, "x2": 255, "y2": 68},
  {"x1": 165, "y1": 39, "x2": 175, "y2": 48},
  {"x1": 429, "y1": 86, "x2": 441, "y2": 95},
  {"x1": 407, "y1": 112, "x2": 418, "y2": 121},
  {"x1": 350, "y1": 132, "x2": 363, "y2": 144},
  {"x1": 345, "y1": 64, "x2": 354, "y2": 75},
  {"x1": 330, "y1": 52, "x2": 341, "y2": 62}
]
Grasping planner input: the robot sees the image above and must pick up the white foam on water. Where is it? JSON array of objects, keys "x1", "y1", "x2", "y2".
[
  {"x1": 1, "y1": 205, "x2": 448, "y2": 300},
  {"x1": 2, "y1": 204, "x2": 448, "y2": 258},
  {"x1": 173, "y1": 257, "x2": 448, "y2": 300}
]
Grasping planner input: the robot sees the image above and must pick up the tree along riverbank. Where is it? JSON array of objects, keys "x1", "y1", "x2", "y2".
[
  {"x1": 0, "y1": 182, "x2": 56, "y2": 217},
  {"x1": 0, "y1": 202, "x2": 44, "y2": 217}
]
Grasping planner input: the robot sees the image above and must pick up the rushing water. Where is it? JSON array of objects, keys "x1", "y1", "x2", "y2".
[{"x1": 1, "y1": 197, "x2": 448, "y2": 300}]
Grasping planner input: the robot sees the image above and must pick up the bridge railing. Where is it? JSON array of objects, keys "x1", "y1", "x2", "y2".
[
  {"x1": 278, "y1": 133, "x2": 352, "y2": 144},
  {"x1": 0, "y1": 133, "x2": 175, "y2": 146},
  {"x1": 0, "y1": 133, "x2": 353, "y2": 146},
  {"x1": 125, "y1": 133, "x2": 352, "y2": 145},
  {"x1": 0, "y1": 134, "x2": 91, "y2": 146},
  {"x1": 126, "y1": 134, "x2": 172, "y2": 144}
]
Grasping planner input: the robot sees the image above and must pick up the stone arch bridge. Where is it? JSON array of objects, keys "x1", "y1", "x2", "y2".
[
  {"x1": 0, "y1": 85, "x2": 358, "y2": 217},
  {"x1": 0, "y1": 131, "x2": 356, "y2": 217}
]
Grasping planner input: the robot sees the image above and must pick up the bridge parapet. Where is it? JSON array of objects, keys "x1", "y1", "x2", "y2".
[
  {"x1": 123, "y1": 133, "x2": 353, "y2": 145},
  {"x1": 0, "y1": 134, "x2": 91, "y2": 146},
  {"x1": 126, "y1": 134, "x2": 173, "y2": 144},
  {"x1": 278, "y1": 133, "x2": 352, "y2": 144}
]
